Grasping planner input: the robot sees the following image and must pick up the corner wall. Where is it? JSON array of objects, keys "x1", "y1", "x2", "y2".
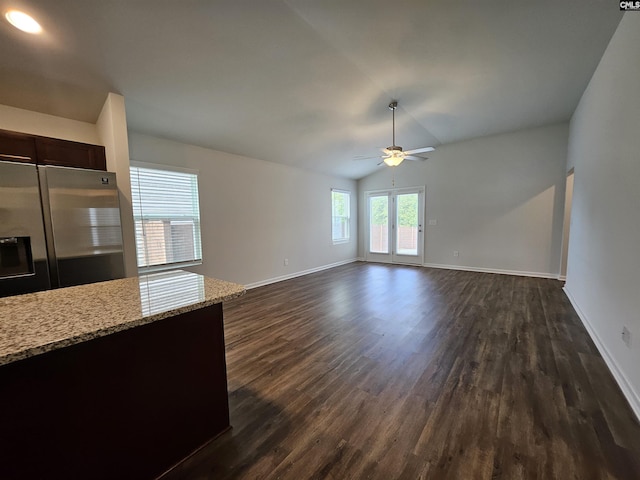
[
  {"x1": 128, "y1": 132, "x2": 358, "y2": 286},
  {"x1": 564, "y1": 14, "x2": 640, "y2": 419},
  {"x1": 96, "y1": 94, "x2": 137, "y2": 277},
  {"x1": 358, "y1": 123, "x2": 569, "y2": 277}
]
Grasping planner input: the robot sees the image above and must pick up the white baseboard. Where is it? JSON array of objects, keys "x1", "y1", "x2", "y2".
[
  {"x1": 558, "y1": 275, "x2": 567, "y2": 281},
  {"x1": 245, "y1": 258, "x2": 360, "y2": 290},
  {"x1": 422, "y1": 262, "x2": 559, "y2": 279},
  {"x1": 563, "y1": 287, "x2": 640, "y2": 422}
]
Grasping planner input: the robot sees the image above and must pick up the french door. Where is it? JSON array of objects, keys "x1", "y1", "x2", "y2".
[{"x1": 365, "y1": 187, "x2": 425, "y2": 265}]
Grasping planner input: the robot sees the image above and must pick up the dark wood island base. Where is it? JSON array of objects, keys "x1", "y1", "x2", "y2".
[{"x1": 0, "y1": 303, "x2": 230, "y2": 480}]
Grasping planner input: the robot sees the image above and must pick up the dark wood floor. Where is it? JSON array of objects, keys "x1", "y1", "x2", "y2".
[{"x1": 163, "y1": 262, "x2": 640, "y2": 479}]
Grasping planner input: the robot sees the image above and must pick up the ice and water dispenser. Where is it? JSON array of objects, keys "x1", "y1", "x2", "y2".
[{"x1": 0, "y1": 236, "x2": 34, "y2": 278}]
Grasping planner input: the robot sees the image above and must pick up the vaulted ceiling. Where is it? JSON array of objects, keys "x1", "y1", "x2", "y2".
[{"x1": 0, "y1": 0, "x2": 623, "y2": 179}]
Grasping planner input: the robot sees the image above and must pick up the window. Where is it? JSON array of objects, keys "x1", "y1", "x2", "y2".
[
  {"x1": 331, "y1": 189, "x2": 350, "y2": 244},
  {"x1": 130, "y1": 164, "x2": 203, "y2": 272}
]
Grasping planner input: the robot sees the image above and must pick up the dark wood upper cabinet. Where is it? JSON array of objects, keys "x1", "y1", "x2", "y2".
[
  {"x1": 0, "y1": 130, "x2": 37, "y2": 164},
  {"x1": 35, "y1": 137, "x2": 106, "y2": 171},
  {"x1": 0, "y1": 129, "x2": 107, "y2": 171}
]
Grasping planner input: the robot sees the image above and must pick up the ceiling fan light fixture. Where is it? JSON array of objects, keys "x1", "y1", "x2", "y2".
[
  {"x1": 351, "y1": 100, "x2": 433, "y2": 167},
  {"x1": 383, "y1": 152, "x2": 405, "y2": 167}
]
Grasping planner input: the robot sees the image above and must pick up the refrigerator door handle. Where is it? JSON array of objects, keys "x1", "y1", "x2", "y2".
[{"x1": 37, "y1": 166, "x2": 60, "y2": 288}]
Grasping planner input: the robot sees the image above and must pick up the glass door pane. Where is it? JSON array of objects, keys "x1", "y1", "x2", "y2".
[
  {"x1": 395, "y1": 193, "x2": 419, "y2": 256},
  {"x1": 369, "y1": 195, "x2": 389, "y2": 254},
  {"x1": 365, "y1": 188, "x2": 423, "y2": 265}
]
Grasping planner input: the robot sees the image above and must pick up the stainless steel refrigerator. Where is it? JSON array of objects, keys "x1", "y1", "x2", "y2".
[{"x1": 0, "y1": 160, "x2": 124, "y2": 298}]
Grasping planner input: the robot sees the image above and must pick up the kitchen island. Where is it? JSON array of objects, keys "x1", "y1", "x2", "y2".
[{"x1": 0, "y1": 270, "x2": 245, "y2": 480}]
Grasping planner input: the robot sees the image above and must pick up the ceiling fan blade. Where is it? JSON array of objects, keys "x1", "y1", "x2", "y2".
[
  {"x1": 404, "y1": 155, "x2": 428, "y2": 161},
  {"x1": 404, "y1": 146, "x2": 435, "y2": 155},
  {"x1": 353, "y1": 155, "x2": 383, "y2": 161}
]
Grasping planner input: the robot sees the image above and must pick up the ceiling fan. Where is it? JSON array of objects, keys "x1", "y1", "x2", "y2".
[{"x1": 358, "y1": 101, "x2": 435, "y2": 167}]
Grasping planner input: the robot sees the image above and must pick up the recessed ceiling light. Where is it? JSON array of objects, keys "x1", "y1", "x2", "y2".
[{"x1": 5, "y1": 10, "x2": 42, "y2": 34}]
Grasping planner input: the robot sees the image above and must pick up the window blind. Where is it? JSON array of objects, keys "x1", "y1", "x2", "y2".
[{"x1": 130, "y1": 165, "x2": 203, "y2": 272}]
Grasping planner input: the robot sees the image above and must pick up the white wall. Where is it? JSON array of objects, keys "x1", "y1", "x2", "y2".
[
  {"x1": 358, "y1": 123, "x2": 568, "y2": 277},
  {"x1": 0, "y1": 104, "x2": 99, "y2": 144},
  {"x1": 564, "y1": 14, "x2": 640, "y2": 419},
  {"x1": 128, "y1": 132, "x2": 358, "y2": 286}
]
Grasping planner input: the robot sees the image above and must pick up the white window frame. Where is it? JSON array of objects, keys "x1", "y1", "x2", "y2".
[
  {"x1": 130, "y1": 161, "x2": 203, "y2": 273},
  {"x1": 331, "y1": 188, "x2": 351, "y2": 244}
]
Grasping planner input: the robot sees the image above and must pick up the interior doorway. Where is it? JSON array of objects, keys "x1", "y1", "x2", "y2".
[
  {"x1": 560, "y1": 169, "x2": 574, "y2": 280},
  {"x1": 365, "y1": 187, "x2": 425, "y2": 266}
]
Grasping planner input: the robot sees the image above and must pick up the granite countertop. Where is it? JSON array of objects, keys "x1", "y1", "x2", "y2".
[{"x1": 0, "y1": 270, "x2": 245, "y2": 367}]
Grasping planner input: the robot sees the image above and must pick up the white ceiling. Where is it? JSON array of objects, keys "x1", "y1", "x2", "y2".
[{"x1": 0, "y1": 0, "x2": 622, "y2": 179}]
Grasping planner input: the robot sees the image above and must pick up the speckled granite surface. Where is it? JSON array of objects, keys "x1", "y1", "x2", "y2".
[{"x1": 0, "y1": 270, "x2": 245, "y2": 367}]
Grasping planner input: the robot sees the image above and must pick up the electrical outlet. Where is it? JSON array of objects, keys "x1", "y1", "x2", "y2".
[
  {"x1": 622, "y1": 326, "x2": 632, "y2": 348},
  {"x1": 284, "y1": 258, "x2": 289, "y2": 266},
  {"x1": 453, "y1": 251, "x2": 459, "y2": 257},
  {"x1": 429, "y1": 219, "x2": 437, "y2": 226}
]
